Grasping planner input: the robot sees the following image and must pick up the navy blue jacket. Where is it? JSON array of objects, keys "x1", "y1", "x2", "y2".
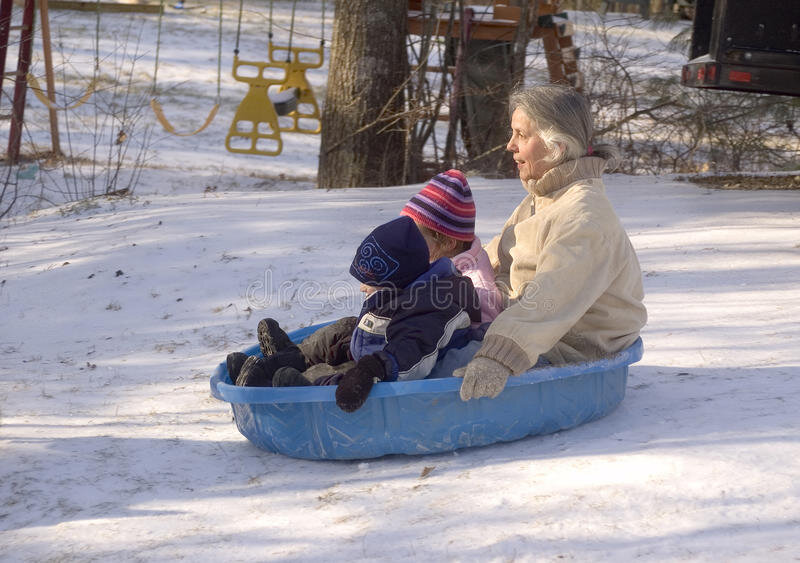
[{"x1": 349, "y1": 258, "x2": 482, "y2": 382}]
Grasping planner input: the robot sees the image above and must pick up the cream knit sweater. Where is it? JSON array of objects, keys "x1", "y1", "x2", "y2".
[{"x1": 479, "y1": 156, "x2": 647, "y2": 373}]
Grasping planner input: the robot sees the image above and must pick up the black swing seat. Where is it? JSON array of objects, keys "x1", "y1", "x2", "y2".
[{"x1": 270, "y1": 87, "x2": 300, "y2": 116}]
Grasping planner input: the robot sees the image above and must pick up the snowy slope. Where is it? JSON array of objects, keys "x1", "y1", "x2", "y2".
[
  {"x1": 2, "y1": 175, "x2": 800, "y2": 561},
  {"x1": 2, "y1": 2, "x2": 800, "y2": 561}
]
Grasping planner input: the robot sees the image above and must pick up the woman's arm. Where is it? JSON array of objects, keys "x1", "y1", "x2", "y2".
[{"x1": 477, "y1": 215, "x2": 622, "y2": 374}]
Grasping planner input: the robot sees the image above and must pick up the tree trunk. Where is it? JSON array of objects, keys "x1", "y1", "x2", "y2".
[
  {"x1": 318, "y1": 0, "x2": 408, "y2": 188},
  {"x1": 458, "y1": 38, "x2": 516, "y2": 177}
]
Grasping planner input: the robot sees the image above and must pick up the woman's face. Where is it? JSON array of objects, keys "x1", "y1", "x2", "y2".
[{"x1": 507, "y1": 108, "x2": 552, "y2": 182}]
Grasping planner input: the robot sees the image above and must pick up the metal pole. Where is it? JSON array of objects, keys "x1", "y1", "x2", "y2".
[
  {"x1": 7, "y1": 0, "x2": 35, "y2": 163},
  {"x1": 0, "y1": 0, "x2": 14, "y2": 98}
]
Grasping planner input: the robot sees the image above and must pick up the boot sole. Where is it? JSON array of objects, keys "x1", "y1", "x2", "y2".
[{"x1": 257, "y1": 318, "x2": 293, "y2": 357}]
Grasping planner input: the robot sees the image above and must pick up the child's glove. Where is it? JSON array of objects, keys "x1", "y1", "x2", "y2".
[
  {"x1": 335, "y1": 354, "x2": 386, "y2": 412},
  {"x1": 454, "y1": 357, "x2": 512, "y2": 401}
]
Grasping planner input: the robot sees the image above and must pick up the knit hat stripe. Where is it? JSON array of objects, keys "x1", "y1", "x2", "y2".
[
  {"x1": 428, "y1": 176, "x2": 474, "y2": 204},
  {"x1": 402, "y1": 207, "x2": 474, "y2": 240},
  {"x1": 434, "y1": 168, "x2": 470, "y2": 192},
  {"x1": 409, "y1": 191, "x2": 475, "y2": 224},
  {"x1": 399, "y1": 169, "x2": 476, "y2": 242},
  {"x1": 404, "y1": 198, "x2": 475, "y2": 230},
  {"x1": 418, "y1": 185, "x2": 475, "y2": 214}
]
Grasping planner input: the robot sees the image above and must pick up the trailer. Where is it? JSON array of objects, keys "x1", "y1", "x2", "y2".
[{"x1": 681, "y1": 0, "x2": 800, "y2": 97}]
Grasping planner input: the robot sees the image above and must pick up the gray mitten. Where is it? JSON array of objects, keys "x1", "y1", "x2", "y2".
[{"x1": 454, "y1": 356, "x2": 512, "y2": 401}]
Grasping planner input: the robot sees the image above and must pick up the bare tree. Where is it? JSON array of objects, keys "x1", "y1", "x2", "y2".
[
  {"x1": 579, "y1": 13, "x2": 800, "y2": 174},
  {"x1": 0, "y1": 167, "x2": 19, "y2": 220}
]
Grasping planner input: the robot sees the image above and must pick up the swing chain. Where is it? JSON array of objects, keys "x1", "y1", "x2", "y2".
[
  {"x1": 29, "y1": 0, "x2": 101, "y2": 111},
  {"x1": 268, "y1": 0, "x2": 273, "y2": 43},
  {"x1": 150, "y1": 0, "x2": 223, "y2": 135},
  {"x1": 216, "y1": 0, "x2": 223, "y2": 102},
  {"x1": 286, "y1": 0, "x2": 297, "y2": 62},
  {"x1": 320, "y1": 0, "x2": 325, "y2": 47},
  {"x1": 152, "y1": 0, "x2": 165, "y2": 94},
  {"x1": 234, "y1": 0, "x2": 244, "y2": 55}
]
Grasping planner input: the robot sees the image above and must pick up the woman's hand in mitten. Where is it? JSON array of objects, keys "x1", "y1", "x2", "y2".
[
  {"x1": 454, "y1": 357, "x2": 512, "y2": 401},
  {"x1": 335, "y1": 354, "x2": 385, "y2": 412}
]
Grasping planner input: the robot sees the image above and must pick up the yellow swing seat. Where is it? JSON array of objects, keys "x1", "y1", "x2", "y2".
[
  {"x1": 150, "y1": 98, "x2": 220, "y2": 137},
  {"x1": 149, "y1": 0, "x2": 224, "y2": 138},
  {"x1": 225, "y1": 56, "x2": 289, "y2": 156},
  {"x1": 268, "y1": 42, "x2": 324, "y2": 135},
  {"x1": 26, "y1": 73, "x2": 96, "y2": 111},
  {"x1": 271, "y1": 86, "x2": 300, "y2": 116}
]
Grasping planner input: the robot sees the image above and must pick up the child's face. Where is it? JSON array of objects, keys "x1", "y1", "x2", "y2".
[{"x1": 360, "y1": 283, "x2": 378, "y2": 296}]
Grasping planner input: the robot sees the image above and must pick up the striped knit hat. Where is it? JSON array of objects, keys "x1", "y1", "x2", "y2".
[{"x1": 400, "y1": 169, "x2": 475, "y2": 242}]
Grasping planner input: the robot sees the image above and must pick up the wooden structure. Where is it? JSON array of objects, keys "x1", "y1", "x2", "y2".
[
  {"x1": 408, "y1": 0, "x2": 582, "y2": 89},
  {"x1": 29, "y1": 0, "x2": 161, "y2": 13},
  {"x1": 406, "y1": 1, "x2": 582, "y2": 175},
  {"x1": 2, "y1": 0, "x2": 103, "y2": 163}
]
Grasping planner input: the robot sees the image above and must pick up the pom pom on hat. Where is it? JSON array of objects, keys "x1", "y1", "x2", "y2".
[
  {"x1": 349, "y1": 216, "x2": 430, "y2": 288},
  {"x1": 400, "y1": 169, "x2": 475, "y2": 242}
]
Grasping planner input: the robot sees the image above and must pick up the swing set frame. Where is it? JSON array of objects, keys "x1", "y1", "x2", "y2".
[{"x1": 20, "y1": 0, "x2": 327, "y2": 156}]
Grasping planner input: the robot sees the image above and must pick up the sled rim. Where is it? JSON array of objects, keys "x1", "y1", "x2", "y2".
[{"x1": 210, "y1": 334, "x2": 643, "y2": 405}]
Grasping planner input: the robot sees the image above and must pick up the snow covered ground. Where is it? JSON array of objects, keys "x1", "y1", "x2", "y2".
[
  {"x1": 2, "y1": 2, "x2": 800, "y2": 562},
  {"x1": 2, "y1": 173, "x2": 799, "y2": 561}
]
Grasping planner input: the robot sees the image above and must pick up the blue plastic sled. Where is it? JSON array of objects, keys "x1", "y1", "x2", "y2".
[{"x1": 210, "y1": 322, "x2": 643, "y2": 460}]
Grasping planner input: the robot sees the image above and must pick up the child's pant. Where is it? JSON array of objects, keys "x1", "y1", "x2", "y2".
[{"x1": 294, "y1": 316, "x2": 357, "y2": 384}]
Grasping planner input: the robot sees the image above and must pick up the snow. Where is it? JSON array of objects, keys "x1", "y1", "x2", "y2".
[{"x1": 2, "y1": 3, "x2": 800, "y2": 562}]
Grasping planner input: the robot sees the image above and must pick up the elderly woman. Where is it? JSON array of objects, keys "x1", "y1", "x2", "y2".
[{"x1": 456, "y1": 84, "x2": 647, "y2": 400}]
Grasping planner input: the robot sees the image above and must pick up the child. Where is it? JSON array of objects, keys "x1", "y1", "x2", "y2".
[
  {"x1": 399, "y1": 169, "x2": 504, "y2": 324},
  {"x1": 229, "y1": 216, "x2": 482, "y2": 412}
]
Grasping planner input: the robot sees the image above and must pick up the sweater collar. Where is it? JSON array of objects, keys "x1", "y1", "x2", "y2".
[{"x1": 523, "y1": 156, "x2": 607, "y2": 197}]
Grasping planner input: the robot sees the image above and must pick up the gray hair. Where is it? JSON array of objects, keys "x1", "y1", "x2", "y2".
[{"x1": 509, "y1": 84, "x2": 620, "y2": 172}]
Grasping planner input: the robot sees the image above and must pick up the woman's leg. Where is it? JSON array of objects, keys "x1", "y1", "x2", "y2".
[{"x1": 426, "y1": 340, "x2": 482, "y2": 379}]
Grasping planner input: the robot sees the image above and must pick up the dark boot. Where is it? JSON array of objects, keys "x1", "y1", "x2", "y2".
[
  {"x1": 226, "y1": 352, "x2": 248, "y2": 384},
  {"x1": 272, "y1": 366, "x2": 314, "y2": 387},
  {"x1": 257, "y1": 318, "x2": 296, "y2": 357},
  {"x1": 267, "y1": 348, "x2": 307, "y2": 373},
  {"x1": 235, "y1": 351, "x2": 307, "y2": 387},
  {"x1": 236, "y1": 356, "x2": 273, "y2": 387}
]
